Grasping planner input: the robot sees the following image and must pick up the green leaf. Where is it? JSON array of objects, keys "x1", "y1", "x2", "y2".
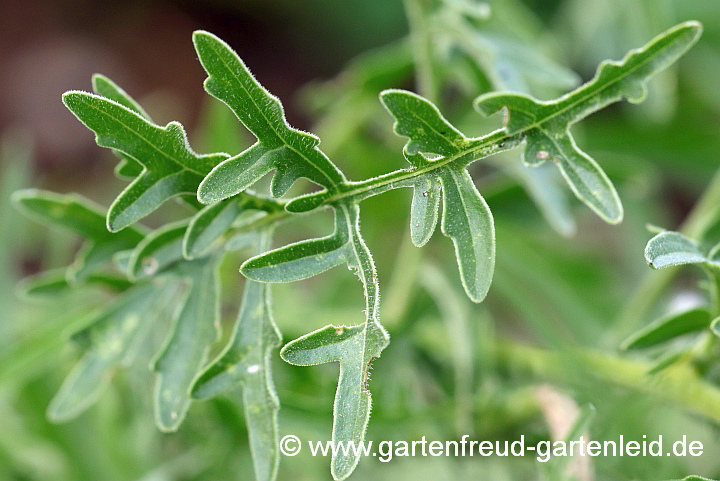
[
  {"x1": 183, "y1": 193, "x2": 284, "y2": 259},
  {"x1": 645, "y1": 231, "x2": 710, "y2": 269},
  {"x1": 152, "y1": 256, "x2": 221, "y2": 431},
  {"x1": 128, "y1": 220, "x2": 189, "y2": 280},
  {"x1": 278, "y1": 204, "x2": 389, "y2": 480},
  {"x1": 410, "y1": 175, "x2": 441, "y2": 247},
  {"x1": 192, "y1": 31, "x2": 346, "y2": 204},
  {"x1": 62, "y1": 91, "x2": 229, "y2": 231},
  {"x1": 191, "y1": 231, "x2": 281, "y2": 481},
  {"x1": 47, "y1": 281, "x2": 175, "y2": 422},
  {"x1": 440, "y1": 167, "x2": 495, "y2": 302},
  {"x1": 242, "y1": 209, "x2": 351, "y2": 283},
  {"x1": 12, "y1": 189, "x2": 145, "y2": 280},
  {"x1": 621, "y1": 308, "x2": 713, "y2": 350},
  {"x1": 380, "y1": 90, "x2": 495, "y2": 302},
  {"x1": 475, "y1": 21, "x2": 703, "y2": 223},
  {"x1": 281, "y1": 322, "x2": 388, "y2": 480},
  {"x1": 380, "y1": 89, "x2": 469, "y2": 157},
  {"x1": 91, "y1": 74, "x2": 149, "y2": 180},
  {"x1": 17, "y1": 269, "x2": 132, "y2": 297}
]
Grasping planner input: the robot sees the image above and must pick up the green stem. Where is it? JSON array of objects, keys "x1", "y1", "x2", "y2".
[{"x1": 495, "y1": 340, "x2": 720, "y2": 424}]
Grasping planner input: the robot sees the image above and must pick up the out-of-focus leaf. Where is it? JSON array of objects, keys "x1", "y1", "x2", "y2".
[
  {"x1": 183, "y1": 193, "x2": 284, "y2": 259},
  {"x1": 47, "y1": 280, "x2": 176, "y2": 422},
  {"x1": 12, "y1": 189, "x2": 145, "y2": 280},
  {"x1": 128, "y1": 220, "x2": 188, "y2": 280},
  {"x1": 152, "y1": 256, "x2": 221, "y2": 431},
  {"x1": 621, "y1": 307, "x2": 712, "y2": 350}
]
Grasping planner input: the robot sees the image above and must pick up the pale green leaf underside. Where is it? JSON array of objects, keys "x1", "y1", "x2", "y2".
[
  {"x1": 48, "y1": 281, "x2": 174, "y2": 422},
  {"x1": 192, "y1": 232, "x2": 281, "y2": 481},
  {"x1": 645, "y1": 231, "x2": 711, "y2": 269},
  {"x1": 192, "y1": 31, "x2": 345, "y2": 204},
  {"x1": 183, "y1": 193, "x2": 283, "y2": 259},
  {"x1": 62, "y1": 91, "x2": 229, "y2": 231},
  {"x1": 152, "y1": 257, "x2": 221, "y2": 431}
]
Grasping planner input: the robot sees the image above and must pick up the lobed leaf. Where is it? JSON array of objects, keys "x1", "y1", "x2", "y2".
[
  {"x1": 474, "y1": 21, "x2": 703, "y2": 223},
  {"x1": 91, "y1": 74, "x2": 149, "y2": 180},
  {"x1": 62, "y1": 91, "x2": 229, "y2": 231},
  {"x1": 381, "y1": 91, "x2": 495, "y2": 302},
  {"x1": 380, "y1": 89, "x2": 469, "y2": 157},
  {"x1": 279, "y1": 204, "x2": 389, "y2": 480},
  {"x1": 193, "y1": 31, "x2": 345, "y2": 204}
]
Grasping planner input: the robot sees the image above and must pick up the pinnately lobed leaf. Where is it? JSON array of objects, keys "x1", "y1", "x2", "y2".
[
  {"x1": 91, "y1": 74, "x2": 149, "y2": 179},
  {"x1": 62, "y1": 91, "x2": 229, "y2": 232},
  {"x1": 380, "y1": 90, "x2": 497, "y2": 302},
  {"x1": 192, "y1": 31, "x2": 346, "y2": 204},
  {"x1": 474, "y1": 21, "x2": 702, "y2": 224},
  {"x1": 243, "y1": 203, "x2": 389, "y2": 480}
]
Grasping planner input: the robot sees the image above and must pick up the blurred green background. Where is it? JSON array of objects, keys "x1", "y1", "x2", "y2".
[{"x1": 1, "y1": 0, "x2": 719, "y2": 480}]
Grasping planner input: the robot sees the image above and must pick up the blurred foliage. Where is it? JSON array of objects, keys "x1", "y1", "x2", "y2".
[{"x1": 1, "y1": 0, "x2": 720, "y2": 480}]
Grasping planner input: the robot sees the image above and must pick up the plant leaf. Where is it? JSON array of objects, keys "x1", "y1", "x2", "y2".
[
  {"x1": 128, "y1": 220, "x2": 189, "y2": 280},
  {"x1": 191, "y1": 231, "x2": 281, "y2": 481},
  {"x1": 183, "y1": 193, "x2": 284, "y2": 259},
  {"x1": 91, "y1": 74, "x2": 150, "y2": 180},
  {"x1": 380, "y1": 91, "x2": 495, "y2": 302},
  {"x1": 152, "y1": 256, "x2": 221, "y2": 431},
  {"x1": 439, "y1": 167, "x2": 495, "y2": 302},
  {"x1": 474, "y1": 21, "x2": 703, "y2": 223},
  {"x1": 645, "y1": 231, "x2": 709, "y2": 269},
  {"x1": 12, "y1": 189, "x2": 145, "y2": 280},
  {"x1": 279, "y1": 204, "x2": 389, "y2": 480},
  {"x1": 621, "y1": 307, "x2": 713, "y2": 350},
  {"x1": 48, "y1": 280, "x2": 175, "y2": 421},
  {"x1": 192, "y1": 31, "x2": 345, "y2": 204},
  {"x1": 62, "y1": 91, "x2": 229, "y2": 231},
  {"x1": 17, "y1": 269, "x2": 132, "y2": 297},
  {"x1": 242, "y1": 208, "x2": 351, "y2": 283},
  {"x1": 410, "y1": 175, "x2": 442, "y2": 247}
]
